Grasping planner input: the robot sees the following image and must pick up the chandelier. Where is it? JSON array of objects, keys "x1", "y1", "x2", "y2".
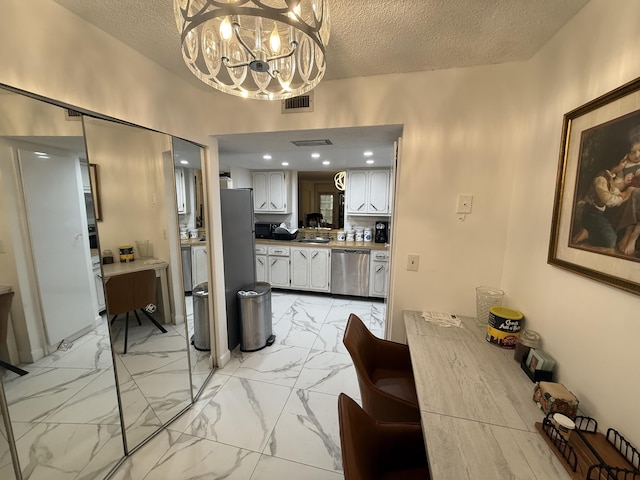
[{"x1": 173, "y1": 0, "x2": 330, "y2": 100}]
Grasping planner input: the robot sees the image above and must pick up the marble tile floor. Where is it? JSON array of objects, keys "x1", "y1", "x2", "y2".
[
  {"x1": 108, "y1": 291, "x2": 386, "y2": 480},
  {"x1": 0, "y1": 291, "x2": 385, "y2": 479},
  {"x1": 0, "y1": 295, "x2": 211, "y2": 479}
]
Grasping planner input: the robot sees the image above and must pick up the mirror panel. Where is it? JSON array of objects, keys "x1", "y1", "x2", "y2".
[
  {"x1": 82, "y1": 117, "x2": 192, "y2": 452},
  {"x1": 0, "y1": 87, "x2": 123, "y2": 479},
  {"x1": 172, "y1": 138, "x2": 213, "y2": 397}
]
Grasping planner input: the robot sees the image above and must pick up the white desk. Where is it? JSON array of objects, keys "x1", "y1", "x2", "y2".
[
  {"x1": 102, "y1": 258, "x2": 171, "y2": 325},
  {"x1": 403, "y1": 311, "x2": 570, "y2": 479}
]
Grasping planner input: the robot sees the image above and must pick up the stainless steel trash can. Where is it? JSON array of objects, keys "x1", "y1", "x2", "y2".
[
  {"x1": 237, "y1": 282, "x2": 275, "y2": 352},
  {"x1": 192, "y1": 282, "x2": 210, "y2": 351}
]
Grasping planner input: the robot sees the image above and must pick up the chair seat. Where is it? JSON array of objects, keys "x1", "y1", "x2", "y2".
[
  {"x1": 381, "y1": 466, "x2": 431, "y2": 480},
  {"x1": 372, "y1": 368, "x2": 419, "y2": 406}
]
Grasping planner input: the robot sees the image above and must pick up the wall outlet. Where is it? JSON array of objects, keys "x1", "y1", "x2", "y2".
[
  {"x1": 456, "y1": 194, "x2": 473, "y2": 214},
  {"x1": 407, "y1": 254, "x2": 420, "y2": 271}
]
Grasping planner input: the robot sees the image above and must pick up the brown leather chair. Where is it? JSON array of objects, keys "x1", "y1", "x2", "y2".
[
  {"x1": 105, "y1": 269, "x2": 167, "y2": 354},
  {"x1": 0, "y1": 291, "x2": 28, "y2": 376},
  {"x1": 343, "y1": 313, "x2": 420, "y2": 422},
  {"x1": 338, "y1": 393, "x2": 430, "y2": 480}
]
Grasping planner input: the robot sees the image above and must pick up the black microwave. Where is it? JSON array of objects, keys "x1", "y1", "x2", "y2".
[{"x1": 255, "y1": 223, "x2": 277, "y2": 239}]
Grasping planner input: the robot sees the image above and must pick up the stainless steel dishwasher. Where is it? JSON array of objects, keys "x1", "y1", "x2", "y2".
[
  {"x1": 181, "y1": 245, "x2": 192, "y2": 293},
  {"x1": 331, "y1": 248, "x2": 370, "y2": 296}
]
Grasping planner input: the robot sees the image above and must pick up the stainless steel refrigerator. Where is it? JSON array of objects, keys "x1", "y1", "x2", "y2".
[{"x1": 220, "y1": 188, "x2": 256, "y2": 350}]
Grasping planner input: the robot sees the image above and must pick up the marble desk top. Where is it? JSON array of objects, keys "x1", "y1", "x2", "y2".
[
  {"x1": 403, "y1": 310, "x2": 570, "y2": 479},
  {"x1": 102, "y1": 257, "x2": 168, "y2": 279}
]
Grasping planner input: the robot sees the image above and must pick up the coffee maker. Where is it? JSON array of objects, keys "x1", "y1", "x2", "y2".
[{"x1": 374, "y1": 221, "x2": 389, "y2": 243}]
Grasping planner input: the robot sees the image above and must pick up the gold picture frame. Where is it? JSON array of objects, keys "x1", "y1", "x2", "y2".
[
  {"x1": 548, "y1": 76, "x2": 640, "y2": 295},
  {"x1": 89, "y1": 163, "x2": 102, "y2": 221}
]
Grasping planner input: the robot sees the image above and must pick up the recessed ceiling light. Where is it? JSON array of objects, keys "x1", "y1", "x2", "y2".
[
  {"x1": 263, "y1": 154, "x2": 272, "y2": 160},
  {"x1": 281, "y1": 161, "x2": 289, "y2": 166},
  {"x1": 311, "y1": 153, "x2": 320, "y2": 159},
  {"x1": 365, "y1": 159, "x2": 375, "y2": 164},
  {"x1": 180, "y1": 160, "x2": 189, "y2": 165},
  {"x1": 363, "y1": 151, "x2": 373, "y2": 157},
  {"x1": 34, "y1": 151, "x2": 47, "y2": 156},
  {"x1": 322, "y1": 160, "x2": 330, "y2": 165}
]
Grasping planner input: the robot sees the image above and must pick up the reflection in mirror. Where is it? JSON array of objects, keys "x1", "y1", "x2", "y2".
[
  {"x1": 0, "y1": 87, "x2": 123, "y2": 479},
  {"x1": 0, "y1": 380, "x2": 18, "y2": 480},
  {"x1": 82, "y1": 117, "x2": 193, "y2": 452},
  {"x1": 172, "y1": 138, "x2": 213, "y2": 397}
]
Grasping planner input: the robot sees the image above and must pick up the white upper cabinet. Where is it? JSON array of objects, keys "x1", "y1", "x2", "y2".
[
  {"x1": 175, "y1": 168, "x2": 187, "y2": 214},
  {"x1": 253, "y1": 171, "x2": 288, "y2": 213},
  {"x1": 346, "y1": 169, "x2": 391, "y2": 215}
]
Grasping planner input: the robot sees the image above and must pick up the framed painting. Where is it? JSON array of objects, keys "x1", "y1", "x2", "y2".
[
  {"x1": 548, "y1": 76, "x2": 640, "y2": 295},
  {"x1": 89, "y1": 163, "x2": 102, "y2": 221}
]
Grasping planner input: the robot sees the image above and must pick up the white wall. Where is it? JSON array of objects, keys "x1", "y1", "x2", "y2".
[
  {"x1": 1, "y1": 0, "x2": 638, "y2": 443},
  {"x1": 503, "y1": 0, "x2": 640, "y2": 443}
]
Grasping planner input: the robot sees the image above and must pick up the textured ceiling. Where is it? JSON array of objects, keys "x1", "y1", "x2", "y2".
[{"x1": 51, "y1": 0, "x2": 590, "y2": 171}]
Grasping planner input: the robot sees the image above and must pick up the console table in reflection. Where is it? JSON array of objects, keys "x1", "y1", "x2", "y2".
[
  {"x1": 403, "y1": 310, "x2": 570, "y2": 479},
  {"x1": 102, "y1": 258, "x2": 171, "y2": 325}
]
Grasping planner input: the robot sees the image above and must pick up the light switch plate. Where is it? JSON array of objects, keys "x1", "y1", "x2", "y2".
[{"x1": 456, "y1": 194, "x2": 473, "y2": 214}]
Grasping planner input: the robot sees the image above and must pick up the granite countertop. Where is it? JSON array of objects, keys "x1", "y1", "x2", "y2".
[
  {"x1": 255, "y1": 238, "x2": 389, "y2": 251},
  {"x1": 180, "y1": 238, "x2": 207, "y2": 246}
]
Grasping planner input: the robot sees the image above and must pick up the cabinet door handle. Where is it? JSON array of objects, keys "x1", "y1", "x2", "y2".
[
  {"x1": 257, "y1": 258, "x2": 264, "y2": 265},
  {"x1": 271, "y1": 259, "x2": 277, "y2": 266},
  {"x1": 260, "y1": 201, "x2": 266, "y2": 208},
  {"x1": 270, "y1": 202, "x2": 277, "y2": 209},
  {"x1": 358, "y1": 203, "x2": 365, "y2": 211},
  {"x1": 311, "y1": 252, "x2": 318, "y2": 259},
  {"x1": 300, "y1": 251, "x2": 307, "y2": 259},
  {"x1": 370, "y1": 203, "x2": 378, "y2": 211},
  {"x1": 376, "y1": 265, "x2": 384, "y2": 273}
]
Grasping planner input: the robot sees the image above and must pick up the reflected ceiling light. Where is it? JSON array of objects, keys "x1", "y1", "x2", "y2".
[
  {"x1": 281, "y1": 161, "x2": 289, "y2": 166},
  {"x1": 363, "y1": 151, "x2": 373, "y2": 156},
  {"x1": 263, "y1": 154, "x2": 272, "y2": 160},
  {"x1": 311, "y1": 152, "x2": 320, "y2": 158},
  {"x1": 174, "y1": 0, "x2": 331, "y2": 101},
  {"x1": 322, "y1": 160, "x2": 330, "y2": 165},
  {"x1": 180, "y1": 159, "x2": 189, "y2": 165},
  {"x1": 365, "y1": 159, "x2": 375, "y2": 164}
]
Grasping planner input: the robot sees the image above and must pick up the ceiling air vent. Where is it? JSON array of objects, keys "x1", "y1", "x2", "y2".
[
  {"x1": 65, "y1": 109, "x2": 82, "y2": 121},
  {"x1": 291, "y1": 139, "x2": 333, "y2": 147},
  {"x1": 281, "y1": 92, "x2": 314, "y2": 114}
]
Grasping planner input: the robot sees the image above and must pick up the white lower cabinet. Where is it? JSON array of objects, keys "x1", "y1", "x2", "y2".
[
  {"x1": 191, "y1": 245, "x2": 208, "y2": 287},
  {"x1": 267, "y1": 246, "x2": 290, "y2": 288},
  {"x1": 255, "y1": 245, "x2": 267, "y2": 283},
  {"x1": 290, "y1": 247, "x2": 330, "y2": 292},
  {"x1": 92, "y1": 255, "x2": 105, "y2": 313},
  {"x1": 369, "y1": 250, "x2": 389, "y2": 298}
]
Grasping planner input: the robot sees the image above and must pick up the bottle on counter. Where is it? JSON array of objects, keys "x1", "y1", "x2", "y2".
[
  {"x1": 513, "y1": 329, "x2": 542, "y2": 363},
  {"x1": 102, "y1": 249, "x2": 114, "y2": 264}
]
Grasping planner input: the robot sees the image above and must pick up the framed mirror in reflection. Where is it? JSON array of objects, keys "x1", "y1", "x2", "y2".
[
  {"x1": 0, "y1": 86, "x2": 123, "y2": 479},
  {"x1": 83, "y1": 117, "x2": 194, "y2": 452},
  {"x1": 0, "y1": 84, "x2": 204, "y2": 479},
  {"x1": 172, "y1": 137, "x2": 213, "y2": 399}
]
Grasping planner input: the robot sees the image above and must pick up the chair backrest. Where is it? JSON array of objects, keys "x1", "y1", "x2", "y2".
[
  {"x1": 339, "y1": 393, "x2": 430, "y2": 480},
  {"x1": 343, "y1": 313, "x2": 377, "y2": 378},
  {"x1": 105, "y1": 269, "x2": 156, "y2": 316},
  {"x1": 338, "y1": 393, "x2": 381, "y2": 480},
  {"x1": 0, "y1": 291, "x2": 15, "y2": 344}
]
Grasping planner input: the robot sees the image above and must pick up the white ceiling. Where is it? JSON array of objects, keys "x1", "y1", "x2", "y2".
[{"x1": 52, "y1": 0, "x2": 590, "y2": 172}]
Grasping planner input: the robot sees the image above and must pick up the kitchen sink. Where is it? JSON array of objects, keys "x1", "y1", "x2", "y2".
[{"x1": 294, "y1": 238, "x2": 331, "y2": 244}]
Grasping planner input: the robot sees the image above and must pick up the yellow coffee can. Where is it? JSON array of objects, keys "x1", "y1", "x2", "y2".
[
  {"x1": 486, "y1": 306, "x2": 524, "y2": 349},
  {"x1": 119, "y1": 245, "x2": 135, "y2": 263}
]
